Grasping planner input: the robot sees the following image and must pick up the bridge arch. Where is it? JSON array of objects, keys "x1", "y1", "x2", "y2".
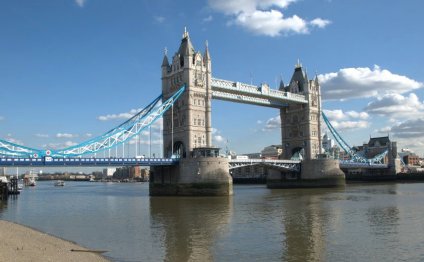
[{"x1": 173, "y1": 141, "x2": 186, "y2": 158}]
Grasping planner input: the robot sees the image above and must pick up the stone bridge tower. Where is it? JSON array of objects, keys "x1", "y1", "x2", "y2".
[
  {"x1": 280, "y1": 62, "x2": 322, "y2": 160},
  {"x1": 161, "y1": 29, "x2": 212, "y2": 158}
]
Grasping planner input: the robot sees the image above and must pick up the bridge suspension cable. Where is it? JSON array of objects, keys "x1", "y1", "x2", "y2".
[
  {"x1": 0, "y1": 85, "x2": 186, "y2": 158},
  {"x1": 322, "y1": 112, "x2": 387, "y2": 164}
]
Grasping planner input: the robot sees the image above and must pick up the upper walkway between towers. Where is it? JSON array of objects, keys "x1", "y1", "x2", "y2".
[{"x1": 211, "y1": 78, "x2": 308, "y2": 108}]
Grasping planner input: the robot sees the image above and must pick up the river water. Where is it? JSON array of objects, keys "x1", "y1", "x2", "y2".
[{"x1": 1, "y1": 181, "x2": 424, "y2": 262}]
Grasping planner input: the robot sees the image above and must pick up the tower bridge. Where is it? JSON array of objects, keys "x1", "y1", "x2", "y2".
[{"x1": 0, "y1": 29, "x2": 401, "y2": 195}]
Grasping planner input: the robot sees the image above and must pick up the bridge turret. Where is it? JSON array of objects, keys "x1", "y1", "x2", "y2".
[
  {"x1": 161, "y1": 48, "x2": 170, "y2": 75},
  {"x1": 289, "y1": 61, "x2": 309, "y2": 94},
  {"x1": 278, "y1": 77, "x2": 285, "y2": 91},
  {"x1": 281, "y1": 61, "x2": 322, "y2": 160},
  {"x1": 161, "y1": 28, "x2": 213, "y2": 158}
]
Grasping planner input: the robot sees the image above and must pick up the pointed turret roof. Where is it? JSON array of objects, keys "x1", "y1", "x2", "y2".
[
  {"x1": 178, "y1": 27, "x2": 195, "y2": 57},
  {"x1": 290, "y1": 60, "x2": 308, "y2": 92},
  {"x1": 203, "y1": 40, "x2": 210, "y2": 62},
  {"x1": 162, "y1": 47, "x2": 170, "y2": 67},
  {"x1": 314, "y1": 74, "x2": 319, "y2": 86},
  {"x1": 278, "y1": 78, "x2": 285, "y2": 91}
]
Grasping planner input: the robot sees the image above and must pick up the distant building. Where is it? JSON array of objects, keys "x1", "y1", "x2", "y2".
[
  {"x1": 350, "y1": 136, "x2": 391, "y2": 163},
  {"x1": 399, "y1": 149, "x2": 420, "y2": 166},
  {"x1": 261, "y1": 145, "x2": 282, "y2": 159},
  {"x1": 0, "y1": 167, "x2": 5, "y2": 176},
  {"x1": 103, "y1": 168, "x2": 116, "y2": 178},
  {"x1": 322, "y1": 133, "x2": 335, "y2": 152}
]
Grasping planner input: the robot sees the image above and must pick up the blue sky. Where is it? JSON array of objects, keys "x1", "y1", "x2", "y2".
[{"x1": 1, "y1": 0, "x2": 424, "y2": 159}]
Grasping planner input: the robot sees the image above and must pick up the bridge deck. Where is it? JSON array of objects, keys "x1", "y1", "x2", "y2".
[
  {"x1": 0, "y1": 157, "x2": 178, "y2": 167},
  {"x1": 211, "y1": 78, "x2": 307, "y2": 108}
]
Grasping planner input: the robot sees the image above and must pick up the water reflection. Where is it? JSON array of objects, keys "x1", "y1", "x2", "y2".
[
  {"x1": 0, "y1": 200, "x2": 6, "y2": 214},
  {"x1": 277, "y1": 189, "x2": 342, "y2": 262},
  {"x1": 149, "y1": 197, "x2": 232, "y2": 262}
]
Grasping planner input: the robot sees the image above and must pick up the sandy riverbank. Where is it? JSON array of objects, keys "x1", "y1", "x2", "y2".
[{"x1": 0, "y1": 220, "x2": 110, "y2": 261}]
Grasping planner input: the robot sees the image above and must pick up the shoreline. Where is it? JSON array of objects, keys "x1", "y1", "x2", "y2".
[{"x1": 0, "y1": 220, "x2": 110, "y2": 262}]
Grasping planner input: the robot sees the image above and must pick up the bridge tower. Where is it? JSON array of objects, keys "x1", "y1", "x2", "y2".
[
  {"x1": 151, "y1": 29, "x2": 232, "y2": 196},
  {"x1": 268, "y1": 61, "x2": 345, "y2": 188},
  {"x1": 280, "y1": 62, "x2": 322, "y2": 160},
  {"x1": 161, "y1": 28, "x2": 212, "y2": 158}
]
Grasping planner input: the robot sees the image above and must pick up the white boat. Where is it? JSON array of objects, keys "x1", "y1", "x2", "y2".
[
  {"x1": 24, "y1": 171, "x2": 37, "y2": 187},
  {"x1": 0, "y1": 176, "x2": 9, "y2": 184},
  {"x1": 54, "y1": 180, "x2": 65, "y2": 187}
]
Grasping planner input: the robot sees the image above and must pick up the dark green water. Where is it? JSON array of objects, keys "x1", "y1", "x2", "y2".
[{"x1": 1, "y1": 181, "x2": 424, "y2": 262}]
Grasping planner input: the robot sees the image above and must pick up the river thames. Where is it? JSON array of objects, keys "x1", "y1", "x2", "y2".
[{"x1": 1, "y1": 181, "x2": 424, "y2": 262}]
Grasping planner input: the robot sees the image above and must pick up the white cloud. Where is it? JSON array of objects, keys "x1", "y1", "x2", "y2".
[
  {"x1": 154, "y1": 16, "x2": 165, "y2": 23},
  {"x1": 365, "y1": 93, "x2": 424, "y2": 119},
  {"x1": 323, "y1": 109, "x2": 368, "y2": 120},
  {"x1": 310, "y1": 18, "x2": 331, "y2": 28},
  {"x1": 0, "y1": 116, "x2": 4, "y2": 121},
  {"x1": 85, "y1": 133, "x2": 93, "y2": 138},
  {"x1": 375, "y1": 126, "x2": 391, "y2": 134},
  {"x1": 203, "y1": 15, "x2": 213, "y2": 23},
  {"x1": 330, "y1": 120, "x2": 369, "y2": 130},
  {"x1": 319, "y1": 65, "x2": 423, "y2": 100},
  {"x1": 214, "y1": 135, "x2": 225, "y2": 143},
  {"x1": 43, "y1": 141, "x2": 78, "y2": 149},
  {"x1": 262, "y1": 116, "x2": 281, "y2": 131},
  {"x1": 75, "y1": 0, "x2": 86, "y2": 8},
  {"x1": 390, "y1": 119, "x2": 424, "y2": 139},
  {"x1": 56, "y1": 133, "x2": 78, "y2": 138},
  {"x1": 5, "y1": 135, "x2": 24, "y2": 146},
  {"x1": 35, "y1": 134, "x2": 49, "y2": 138},
  {"x1": 208, "y1": 0, "x2": 330, "y2": 37},
  {"x1": 323, "y1": 109, "x2": 370, "y2": 131},
  {"x1": 212, "y1": 128, "x2": 227, "y2": 145},
  {"x1": 97, "y1": 108, "x2": 141, "y2": 121},
  {"x1": 233, "y1": 10, "x2": 308, "y2": 37}
]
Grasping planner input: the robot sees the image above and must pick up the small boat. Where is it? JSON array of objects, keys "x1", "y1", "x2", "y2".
[
  {"x1": 0, "y1": 176, "x2": 9, "y2": 184},
  {"x1": 24, "y1": 170, "x2": 37, "y2": 187},
  {"x1": 54, "y1": 180, "x2": 65, "y2": 187}
]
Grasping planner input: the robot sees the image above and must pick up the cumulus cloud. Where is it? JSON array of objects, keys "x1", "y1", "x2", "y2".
[
  {"x1": 375, "y1": 126, "x2": 392, "y2": 134},
  {"x1": 262, "y1": 116, "x2": 281, "y2": 131},
  {"x1": 324, "y1": 109, "x2": 369, "y2": 121},
  {"x1": 212, "y1": 128, "x2": 227, "y2": 145},
  {"x1": 203, "y1": 15, "x2": 213, "y2": 23},
  {"x1": 42, "y1": 141, "x2": 78, "y2": 149},
  {"x1": 324, "y1": 109, "x2": 369, "y2": 131},
  {"x1": 365, "y1": 93, "x2": 424, "y2": 119},
  {"x1": 154, "y1": 16, "x2": 165, "y2": 23},
  {"x1": 5, "y1": 134, "x2": 24, "y2": 146},
  {"x1": 75, "y1": 0, "x2": 86, "y2": 8},
  {"x1": 56, "y1": 133, "x2": 79, "y2": 138},
  {"x1": 319, "y1": 65, "x2": 423, "y2": 100},
  {"x1": 390, "y1": 119, "x2": 424, "y2": 139},
  {"x1": 208, "y1": 0, "x2": 330, "y2": 37},
  {"x1": 310, "y1": 18, "x2": 331, "y2": 28},
  {"x1": 35, "y1": 134, "x2": 49, "y2": 138},
  {"x1": 97, "y1": 108, "x2": 142, "y2": 121}
]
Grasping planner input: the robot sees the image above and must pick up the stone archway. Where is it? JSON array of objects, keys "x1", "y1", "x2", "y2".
[
  {"x1": 291, "y1": 147, "x2": 304, "y2": 160},
  {"x1": 173, "y1": 141, "x2": 186, "y2": 158}
]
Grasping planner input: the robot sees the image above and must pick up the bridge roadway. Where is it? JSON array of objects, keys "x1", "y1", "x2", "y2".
[
  {"x1": 0, "y1": 157, "x2": 388, "y2": 170},
  {"x1": 0, "y1": 157, "x2": 178, "y2": 167}
]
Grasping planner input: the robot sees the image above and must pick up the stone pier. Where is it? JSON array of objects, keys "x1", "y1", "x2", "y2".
[
  {"x1": 267, "y1": 158, "x2": 345, "y2": 188},
  {"x1": 150, "y1": 148, "x2": 233, "y2": 196}
]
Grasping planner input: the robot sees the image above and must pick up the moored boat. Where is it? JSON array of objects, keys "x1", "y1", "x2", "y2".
[{"x1": 54, "y1": 180, "x2": 65, "y2": 186}]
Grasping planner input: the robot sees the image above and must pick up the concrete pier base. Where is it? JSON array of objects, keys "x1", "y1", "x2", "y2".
[
  {"x1": 267, "y1": 158, "x2": 345, "y2": 188},
  {"x1": 150, "y1": 157, "x2": 233, "y2": 196}
]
